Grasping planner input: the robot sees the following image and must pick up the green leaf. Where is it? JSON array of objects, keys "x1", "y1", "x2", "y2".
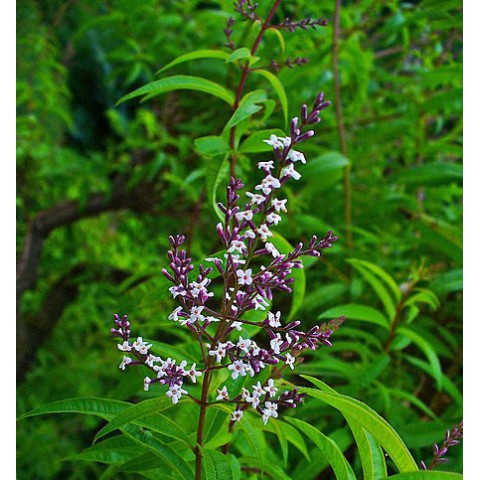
[
  {"x1": 205, "y1": 153, "x2": 229, "y2": 221},
  {"x1": 269, "y1": 231, "x2": 306, "y2": 321},
  {"x1": 396, "y1": 327, "x2": 443, "y2": 389},
  {"x1": 301, "y1": 389, "x2": 419, "y2": 473},
  {"x1": 348, "y1": 259, "x2": 399, "y2": 321},
  {"x1": 224, "y1": 89, "x2": 267, "y2": 131},
  {"x1": 116, "y1": 75, "x2": 235, "y2": 106},
  {"x1": 394, "y1": 163, "x2": 462, "y2": 187},
  {"x1": 271, "y1": 419, "x2": 289, "y2": 467},
  {"x1": 319, "y1": 304, "x2": 390, "y2": 329},
  {"x1": 346, "y1": 417, "x2": 387, "y2": 480},
  {"x1": 203, "y1": 449, "x2": 234, "y2": 480},
  {"x1": 122, "y1": 424, "x2": 194, "y2": 480},
  {"x1": 239, "y1": 128, "x2": 285, "y2": 153},
  {"x1": 251, "y1": 69, "x2": 289, "y2": 127},
  {"x1": 226, "y1": 47, "x2": 256, "y2": 64},
  {"x1": 156, "y1": 50, "x2": 230, "y2": 74},
  {"x1": 195, "y1": 136, "x2": 230, "y2": 157},
  {"x1": 301, "y1": 152, "x2": 349, "y2": 193},
  {"x1": 94, "y1": 397, "x2": 192, "y2": 446},
  {"x1": 18, "y1": 397, "x2": 130, "y2": 421},
  {"x1": 286, "y1": 418, "x2": 357, "y2": 480},
  {"x1": 380, "y1": 473, "x2": 462, "y2": 480}
]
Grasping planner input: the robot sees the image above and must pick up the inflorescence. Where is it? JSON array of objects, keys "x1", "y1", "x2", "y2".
[{"x1": 112, "y1": 93, "x2": 343, "y2": 427}]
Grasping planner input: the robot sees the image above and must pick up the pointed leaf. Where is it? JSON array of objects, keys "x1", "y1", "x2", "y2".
[{"x1": 156, "y1": 50, "x2": 230, "y2": 74}]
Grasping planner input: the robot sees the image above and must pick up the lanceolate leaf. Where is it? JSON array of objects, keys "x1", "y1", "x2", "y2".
[
  {"x1": 319, "y1": 304, "x2": 390, "y2": 329},
  {"x1": 116, "y1": 75, "x2": 235, "y2": 106},
  {"x1": 252, "y1": 69, "x2": 289, "y2": 127},
  {"x1": 156, "y1": 50, "x2": 230, "y2": 74},
  {"x1": 286, "y1": 417, "x2": 357, "y2": 480},
  {"x1": 94, "y1": 397, "x2": 192, "y2": 446},
  {"x1": 122, "y1": 424, "x2": 194, "y2": 480},
  {"x1": 224, "y1": 89, "x2": 267, "y2": 131},
  {"x1": 203, "y1": 449, "x2": 234, "y2": 480},
  {"x1": 379, "y1": 473, "x2": 463, "y2": 480},
  {"x1": 396, "y1": 327, "x2": 443, "y2": 389},
  {"x1": 18, "y1": 397, "x2": 130, "y2": 421},
  {"x1": 301, "y1": 389, "x2": 419, "y2": 473}
]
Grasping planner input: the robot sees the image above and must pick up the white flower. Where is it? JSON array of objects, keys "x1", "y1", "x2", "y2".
[
  {"x1": 117, "y1": 341, "x2": 131, "y2": 352},
  {"x1": 246, "y1": 192, "x2": 267, "y2": 205},
  {"x1": 119, "y1": 356, "x2": 132, "y2": 370},
  {"x1": 235, "y1": 210, "x2": 253, "y2": 221},
  {"x1": 252, "y1": 295, "x2": 269, "y2": 310},
  {"x1": 252, "y1": 381, "x2": 266, "y2": 397},
  {"x1": 257, "y1": 161, "x2": 275, "y2": 170},
  {"x1": 281, "y1": 163, "x2": 301, "y2": 180},
  {"x1": 216, "y1": 386, "x2": 229, "y2": 401},
  {"x1": 267, "y1": 311, "x2": 282, "y2": 328},
  {"x1": 166, "y1": 384, "x2": 188, "y2": 404},
  {"x1": 265, "y1": 242, "x2": 281, "y2": 258},
  {"x1": 205, "y1": 257, "x2": 223, "y2": 263},
  {"x1": 288, "y1": 149, "x2": 306, "y2": 164},
  {"x1": 145, "y1": 354, "x2": 162, "y2": 367},
  {"x1": 205, "y1": 315, "x2": 220, "y2": 323},
  {"x1": 237, "y1": 268, "x2": 253, "y2": 286},
  {"x1": 244, "y1": 229, "x2": 256, "y2": 239},
  {"x1": 264, "y1": 379, "x2": 278, "y2": 397},
  {"x1": 241, "y1": 387, "x2": 252, "y2": 401},
  {"x1": 285, "y1": 353, "x2": 296, "y2": 370},
  {"x1": 237, "y1": 336, "x2": 252, "y2": 352},
  {"x1": 132, "y1": 337, "x2": 152, "y2": 355},
  {"x1": 272, "y1": 198, "x2": 288, "y2": 212},
  {"x1": 188, "y1": 306, "x2": 205, "y2": 324},
  {"x1": 280, "y1": 136, "x2": 292, "y2": 147},
  {"x1": 168, "y1": 306, "x2": 183, "y2": 322},
  {"x1": 228, "y1": 360, "x2": 249, "y2": 379},
  {"x1": 228, "y1": 239, "x2": 246, "y2": 254},
  {"x1": 191, "y1": 278, "x2": 213, "y2": 298},
  {"x1": 262, "y1": 401, "x2": 278, "y2": 425},
  {"x1": 270, "y1": 333, "x2": 283, "y2": 354},
  {"x1": 231, "y1": 321, "x2": 243, "y2": 331},
  {"x1": 231, "y1": 410, "x2": 244, "y2": 422},
  {"x1": 169, "y1": 285, "x2": 186, "y2": 299},
  {"x1": 257, "y1": 224, "x2": 272, "y2": 242},
  {"x1": 266, "y1": 212, "x2": 282, "y2": 226},
  {"x1": 143, "y1": 377, "x2": 151, "y2": 391},
  {"x1": 246, "y1": 392, "x2": 262, "y2": 409},
  {"x1": 209, "y1": 343, "x2": 228, "y2": 363},
  {"x1": 263, "y1": 134, "x2": 283, "y2": 149},
  {"x1": 186, "y1": 363, "x2": 202, "y2": 383},
  {"x1": 255, "y1": 175, "x2": 281, "y2": 195}
]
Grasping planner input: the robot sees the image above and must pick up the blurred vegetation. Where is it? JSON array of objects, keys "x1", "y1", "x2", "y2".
[{"x1": 17, "y1": 0, "x2": 462, "y2": 478}]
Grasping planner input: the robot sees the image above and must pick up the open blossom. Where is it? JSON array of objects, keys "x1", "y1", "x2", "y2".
[
  {"x1": 272, "y1": 198, "x2": 287, "y2": 212},
  {"x1": 285, "y1": 353, "x2": 296, "y2": 370},
  {"x1": 282, "y1": 163, "x2": 301, "y2": 180},
  {"x1": 189, "y1": 306, "x2": 205, "y2": 323},
  {"x1": 132, "y1": 337, "x2": 152, "y2": 354},
  {"x1": 231, "y1": 409, "x2": 244, "y2": 422},
  {"x1": 288, "y1": 149, "x2": 306, "y2": 164},
  {"x1": 216, "y1": 386, "x2": 229, "y2": 401},
  {"x1": 257, "y1": 224, "x2": 272, "y2": 242},
  {"x1": 117, "y1": 340, "x2": 131, "y2": 352},
  {"x1": 143, "y1": 377, "x2": 151, "y2": 391},
  {"x1": 265, "y1": 242, "x2": 281, "y2": 257},
  {"x1": 255, "y1": 175, "x2": 281, "y2": 195},
  {"x1": 228, "y1": 360, "x2": 249, "y2": 379},
  {"x1": 166, "y1": 384, "x2": 188, "y2": 404},
  {"x1": 257, "y1": 161, "x2": 274, "y2": 170},
  {"x1": 266, "y1": 212, "x2": 282, "y2": 225},
  {"x1": 168, "y1": 306, "x2": 183, "y2": 322},
  {"x1": 237, "y1": 336, "x2": 252, "y2": 352},
  {"x1": 186, "y1": 363, "x2": 202, "y2": 383},
  {"x1": 228, "y1": 239, "x2": 246, "y2": 254},
  {"x1": 267, "y1": 311, "x2": 282, "y2": 328},
  {"x1": 270, "y1": 333, "x2": 283, "y2": 354},
  {"x1": 246, "y1": 192, "x2": 267, "y2": 204},
  {"x1": 265, "y1": 379, "x2": 278, "y2": 397},
  {"x1": 237, "y1": 268, "x2": 253, "y2": 285},
  {"x1": 209, "y1": 343, "x2": 228, "y2": 363},
  {"x1": 119, "y1": 356, "x2": 132, "y2": 370},
  {"x1": 169, "y1": 285, "x2": 186, "y2": 299},
  {"x1": 191, "y1": 279, "x2": 213, "y2": 298},
  {"x1": 235, "y1": 210, "x2": 253, "y2": 221},
  {"x1": 262, "y1": 401, "x2": 278, "y2": 425}
]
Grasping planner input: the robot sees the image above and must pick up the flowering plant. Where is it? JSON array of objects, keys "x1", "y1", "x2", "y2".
[{"x1": 111, "y1": 94, "x2": 347, "y2": 476}]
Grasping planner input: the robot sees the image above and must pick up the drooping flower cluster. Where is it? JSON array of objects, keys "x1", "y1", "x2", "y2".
[
  {"x1": 112, "y1": 93, "x2": 343, "y2": 426},
  {"x1": 420, "y1": 421, "x2": 463, "y2": 470}
]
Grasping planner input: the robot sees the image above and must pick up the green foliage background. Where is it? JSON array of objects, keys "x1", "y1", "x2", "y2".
[{"x1": 17, "y1": 0, "x2": 462, "y2": 478}]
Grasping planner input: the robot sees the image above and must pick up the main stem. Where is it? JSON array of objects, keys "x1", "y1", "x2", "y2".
[
  {"x1": 195, "y1": 369, "x2": 212, "y2": 479},
  {"x1": 229, "y1": 0, "x2": 283, "y2": 177},
  {"x1": 332, "y1": 0, "x2": 352, "y2": 253}
]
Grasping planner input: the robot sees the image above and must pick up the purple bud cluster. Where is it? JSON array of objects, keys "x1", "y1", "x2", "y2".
[
  {"x1": 273, "y1": 16, "x2": 329, "y2": 33},
  {"x1": 111, "y1": 93, "x2": 342, "y2": 428},
  {"x1": 420, "y1": 421, "x2": 463, "y2": 470},
  {"x1": 234, "y1": 0, "x2": 260, "y2": 22},
  {"x1": 271, "y1": 57, "x2": 309, "y2": 73}
]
